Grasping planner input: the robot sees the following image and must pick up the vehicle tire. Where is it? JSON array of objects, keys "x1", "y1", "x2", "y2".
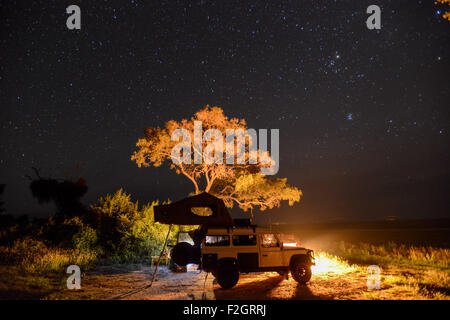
[
  {"x1": 290, "y1": 260, "x2": 312, "y2": 284},
  {"x1": 171, "y1": 242, "x2": 193, "y2": 266},
  {"x1": 217, "y1": 262, "x2": 239, "y2": 289}
]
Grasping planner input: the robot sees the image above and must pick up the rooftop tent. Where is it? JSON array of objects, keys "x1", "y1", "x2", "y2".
[{"x1": 154, "y1": 192, "x2": 234, "y2": 226}]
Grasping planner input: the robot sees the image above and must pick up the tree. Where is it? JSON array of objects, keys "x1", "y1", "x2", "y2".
[
  {"x1": 27, "y1": 167, "x2": 88, "y2": 219},
  {"x1": 131, "y1": 106, "x2": 302, "y2": 215}
]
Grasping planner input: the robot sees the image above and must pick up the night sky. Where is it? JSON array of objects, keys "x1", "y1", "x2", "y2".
[{"x1": 1, "y1": 0, "x2": 449, "y2": 223}]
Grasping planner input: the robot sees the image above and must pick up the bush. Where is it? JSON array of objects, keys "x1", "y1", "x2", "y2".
[
  {"x1": 72, "y1": 225, "x2": 98, "y2": 252},
  {"x1": 37, "y1": 216, "x2": 88, "y2": 249},
  {"x1": 89, "y1": 188, "x2": 180, "y2": 261},
  {"x1": 0, "y1": 188, "x2": 194, "y2": 271},
  {"x1": 0, "y1": 237, "x2": 97, "y2": 273}
]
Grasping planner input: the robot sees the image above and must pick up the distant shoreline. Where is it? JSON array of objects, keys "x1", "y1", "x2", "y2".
[{"x1": 267, "y1": 218, "x2": 450, "y2": 230}]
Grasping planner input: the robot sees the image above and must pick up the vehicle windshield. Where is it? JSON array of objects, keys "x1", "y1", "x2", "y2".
[{"x1": 261, "y1": 233, "x2": 280, "y2": 247}]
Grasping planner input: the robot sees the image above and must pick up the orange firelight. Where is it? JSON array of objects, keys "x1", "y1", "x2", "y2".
[
  {"x1": 311, "y1": 252, "x2": 356, "y2": 275},
  {"x1": 282, "y1": 242, "x2": 297, "y2": 247}
]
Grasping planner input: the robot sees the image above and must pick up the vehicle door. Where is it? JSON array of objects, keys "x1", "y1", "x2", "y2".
[{"x1": 259, "y1": 233, "x2": 283, "y2": 267}]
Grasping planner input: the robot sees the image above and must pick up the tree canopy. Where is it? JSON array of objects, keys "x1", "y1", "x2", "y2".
[{"x1": 27, "y1": 167, "x2": 88, "y2": 219}]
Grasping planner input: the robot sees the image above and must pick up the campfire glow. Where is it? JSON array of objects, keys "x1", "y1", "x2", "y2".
[{"x1": 311, "y1": 252, "x2": 356, "y2": 275}]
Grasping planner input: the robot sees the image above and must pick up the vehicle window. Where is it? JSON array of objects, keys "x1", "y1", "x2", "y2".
[
  {"x1": 191, "y1": 206, "x2": 213, "y2": 216},
  {"x1": 205, "y1": 235, "x2": 230, "y2": 246},
  {"x1": 261, "y1": 234, "x2": 279, "y2": 248},
  {"x1": 232, "y1": 234, "x2": 257, "y2": 246}
]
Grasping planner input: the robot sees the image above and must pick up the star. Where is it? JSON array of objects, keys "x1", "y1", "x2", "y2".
[{"x1": 0, "y1": 1, "x2": 448, "y2": 223}]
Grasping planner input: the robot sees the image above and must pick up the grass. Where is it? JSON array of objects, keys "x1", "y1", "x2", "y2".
[
  {"x1": 0, "y1": 238, "x2": 97, "y2": 273},
  {"x1": 324, "y1": 241, "x2": 450, "y2": 300},
  {"x1": 328, "y1": 241, "x2": 450, "y2": 270},
  {"x1": 382, "y1": 269, "x2": 450, "y2": 300},
  {"x1": 0, "y1": 238, "x2": 448, "y2": 300},
  {"x1": 0, "y1": 238, "x2": 98, "y2": 299}
]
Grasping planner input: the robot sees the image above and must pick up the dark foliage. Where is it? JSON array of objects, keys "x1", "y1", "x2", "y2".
[{"x1": 27, "y1": 168, "x2": 88, "y2": 219}]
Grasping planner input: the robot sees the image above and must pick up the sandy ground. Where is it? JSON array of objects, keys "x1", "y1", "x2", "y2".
[
  {"x1": 58, "y1": 264, "x2": 215, "y2": 300},
  {"x1": 53, "y1": 262, "x2": 427, "y2": 300}
]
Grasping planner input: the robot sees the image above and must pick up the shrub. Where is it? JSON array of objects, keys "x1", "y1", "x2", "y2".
[
  {"x1": 72, "y1": 225, "x2": 98, "y2": 252},
  {"x1": 89, "y1": 188, "x2": 180, "y2": 261},
  {"x1": 0, "y1": 188, "x2": 195, "y2": 270},
  {"x1": 38, "y1": 216, "x2": 87, "y2": 249},
  {"x1": 0, "y1": 237, "x2": 97, "y2": 273}
]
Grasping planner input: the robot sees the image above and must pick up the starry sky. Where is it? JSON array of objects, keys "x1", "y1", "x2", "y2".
[{"x1": 1, "y1": 0, "x2": 449, "y2": 223}]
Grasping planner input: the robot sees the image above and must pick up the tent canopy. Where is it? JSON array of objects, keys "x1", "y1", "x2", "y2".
[{"x1": 154, "y1": 192, "x2": 233, "y2": 226}]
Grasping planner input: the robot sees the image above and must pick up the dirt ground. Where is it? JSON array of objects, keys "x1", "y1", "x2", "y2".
[
  {"x1": 49, "y1": 263, "x2": 429, "y2": 300},
  {"x1": 49, "y1": 264, "x2": 214, "y2": 300}
]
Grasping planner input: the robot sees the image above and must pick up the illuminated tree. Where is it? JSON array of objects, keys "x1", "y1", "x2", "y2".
[
  {"x1": 131, "y1": 106, "x2": 302, "y2": 214},
  {"x1": 435, "y1": 0, "x2": 450, "y2": 20}
]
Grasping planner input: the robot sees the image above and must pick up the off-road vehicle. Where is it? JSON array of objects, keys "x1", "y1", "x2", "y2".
[
  {"x1": 202, "y1": 223, "x2": 314, "y2": 288},
  {"x1": 154, "y1": 192, "x2": 315, "y2": 289}
]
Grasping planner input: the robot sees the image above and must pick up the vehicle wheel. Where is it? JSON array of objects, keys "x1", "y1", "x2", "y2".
[
  {"x1": 171, "y1": 242, "x2": 193, "y2": 266},
  {"x1": 217, "y1": 262, "x2": 239, "y2": 289},
  {"x1": 290, "y1": 260, "x2": 312, "y2": 284}
]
